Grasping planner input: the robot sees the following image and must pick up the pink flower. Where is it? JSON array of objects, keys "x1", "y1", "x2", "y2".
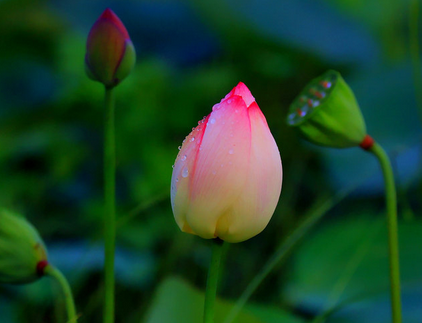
[
  {"x1": 85, "y1": 8, "x2": 136, "y2": 88},
  {"x1": 171, "y1": 83, "x2": 283, "y2": 243}
]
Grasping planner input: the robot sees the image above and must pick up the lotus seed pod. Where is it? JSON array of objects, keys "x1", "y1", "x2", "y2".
[
  {"x1": 287, "y1": 70, "x2": 367, "y2": 148},
  {"x1": 0, "y1": 209, "x2": 48, "y2": 284}
]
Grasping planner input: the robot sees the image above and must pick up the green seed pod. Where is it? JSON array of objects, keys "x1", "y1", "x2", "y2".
[
  {"x1": 0, "y1": 209, "x2": 48, "y2": 284},
  {"x1": 287, "y1": 70, "x2": 367, "y2": 148}
]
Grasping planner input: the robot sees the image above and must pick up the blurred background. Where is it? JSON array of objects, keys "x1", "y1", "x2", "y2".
[{"x1": 0, "y1": 0, "x2": 421, "y2": 322}]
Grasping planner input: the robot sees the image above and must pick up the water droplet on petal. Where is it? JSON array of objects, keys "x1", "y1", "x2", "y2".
[
  {"x1": 190, "y1": 137, "x2": 195, "y2": 142},
  {"x1": 227, "y1": 99, "x2": 232, "y2": 104},
  {"x1": 212, "y1": 103, "x2": 221, "y2": 111},
  {"x1": 176, "y1": 178, "x2": 179, "y2": 182},
  {"x1": 182, "y1": 168, "x2": 189, "y2": 178},
  {"x1": 181, "y1": 155, "x2": 187, "y2": 161},
  {"x1": 229, "y1": 149, "x2": 234, "y2": 154},
  {"x1": 171, "y1": 164, "x2": 174, "y2": 168},
  {"x1": 178, "y1": 146, "x2": 181, "y2": 150},
  {"x1": 235, "y1": 109, "x2": 239, "y2": 113},
  {"x1": 210, "y1": 118, "x2": 216, "y2": 124}
]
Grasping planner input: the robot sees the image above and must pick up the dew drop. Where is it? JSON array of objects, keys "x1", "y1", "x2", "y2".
[
  {"x1": 176, "y1": 178, "x2": 179, "y2": 182},
  {"x1": 181, "y1": 155, "x2": 187, "y2": 161},
  {"x1": 212, "y1": 103, "x2": 221, "y2": 111},
  {"x1": 182, "y1": 168, "x2": 189, "y2": 178},
  {"x1": 210, "y1": 118, "x2": 216, "y2": 124},
  {"x1": 190, "y1": 137, "x2": 195, "y2": 142},
  {"x1": 178, "y1": 146, "x2": 181, "y2": 150},
  {"x1": 171, "y1": 164, "x2": 174, "y2": 168},
  {"x1": 229, "y1": 148, "x2": 234, "y2": 155},
  {"x1": 227, "y1": 99, "x2": 232, "y2": 104},
  {"x1": 235, "y1": 109, "x2": 239, "y2": 113}
]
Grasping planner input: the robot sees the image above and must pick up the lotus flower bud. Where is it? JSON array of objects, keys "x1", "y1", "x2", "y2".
[
  {"x1": 0, "y1": 209, "x2": 48, "y2": 284},
  {"x1": 85, "y1": 8, "x2": 136, "y2": 88},
  {"x1": 287, "y1": 70, "x2": 367, "y2": 148},
  {"x1": 171, "y1": 83, "x2": 283, "y2": 243}
]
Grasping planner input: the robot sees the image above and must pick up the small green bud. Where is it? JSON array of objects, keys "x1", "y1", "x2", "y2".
[
  {"x1": 85, "y1": 8, "x2": 136, "y2": 88},
  {"x1": 0, "y1": 209, "x2": 48, "y2": 284},
  {"x1": 287, "y1": 70, "x2": 367, "y2": 148}
]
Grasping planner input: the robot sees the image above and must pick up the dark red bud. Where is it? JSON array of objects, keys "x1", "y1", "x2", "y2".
[{"x1": 359, "y1": 134, "x2": 375, "y2": 150}]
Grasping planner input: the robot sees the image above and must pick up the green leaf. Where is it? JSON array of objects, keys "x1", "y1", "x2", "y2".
[
  {"x1": 245, "y1": 304, "x2": 305, "y2": 323},
  {"x1": 285, "y1": 212, "x2": 422, "y2": 320},
  {"x1": 144, "y1": 277, "x2": 261, "y2": 323},
  {"x1": 144, "y1": 276, "x2": 302, "y2": 323}
]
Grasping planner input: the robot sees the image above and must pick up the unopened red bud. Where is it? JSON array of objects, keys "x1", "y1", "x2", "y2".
[{"x1": 85, "y1": 8, "x2": 136, "y2": 88}]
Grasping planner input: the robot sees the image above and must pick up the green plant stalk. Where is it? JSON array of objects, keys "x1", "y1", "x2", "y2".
[
  {"x1": 223, "y1": 186, "x2": 355, "y2": 323},
  {"x1": 409, "y1": 0, "x2": 422, "y2": 124},
  {"x1": 204, "y1": 239, "x2": 225, "y2": 323},
  {"x1": 45, "y1": 265, "x2": 77, "y2": 322},
  {"x1": 104, "y1": 86, "x2": 116, "y2": 323},
  {"x1": 369, "y1": 143, "x2": 402, "y2": 323}
]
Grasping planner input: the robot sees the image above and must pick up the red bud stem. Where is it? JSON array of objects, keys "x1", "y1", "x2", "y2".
[
  {"x1": 359, "y1": 134, "x2": 375, "y2": 150},
  {"x1": 36, "y1": 260, "x2": 49, "y2": 277}
]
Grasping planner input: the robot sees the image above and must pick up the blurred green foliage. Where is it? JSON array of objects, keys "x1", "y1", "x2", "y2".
[{"x1": 0, "y1": 0, "x2": 421, "y2": 322}]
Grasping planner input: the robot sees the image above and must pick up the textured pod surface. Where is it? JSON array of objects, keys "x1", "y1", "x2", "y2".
[{"x1": 287, "y1": 70, "x2": 367, "y2": 148}]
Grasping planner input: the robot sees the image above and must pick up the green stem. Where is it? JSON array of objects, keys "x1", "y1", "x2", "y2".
[
  {"x1": 368, "y1": 142, "x2": 402, "y2": 323},
  {"x1": 104, "y1": 86, "x2": 116, "y2": 323},
  {"x1": 45, "y1": 265, "x2": 77, "y2": 322},
  {"x1": 409, "y1": 0, "x2": 422, "y2": 125},
  {"x1": 204, "y1": 239, "x2": 225, "y2": 323},
  {"x1": 223, "y1": 186, "x2": 355, "y2": 323}
]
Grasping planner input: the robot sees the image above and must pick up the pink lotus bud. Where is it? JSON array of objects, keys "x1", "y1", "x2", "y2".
[
  {"x1": 171, "y1": 83, "x2": 283, "y2": 243},
  {"x1": 85, "y1": 8, "x2": 136, "y2": 88}
]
